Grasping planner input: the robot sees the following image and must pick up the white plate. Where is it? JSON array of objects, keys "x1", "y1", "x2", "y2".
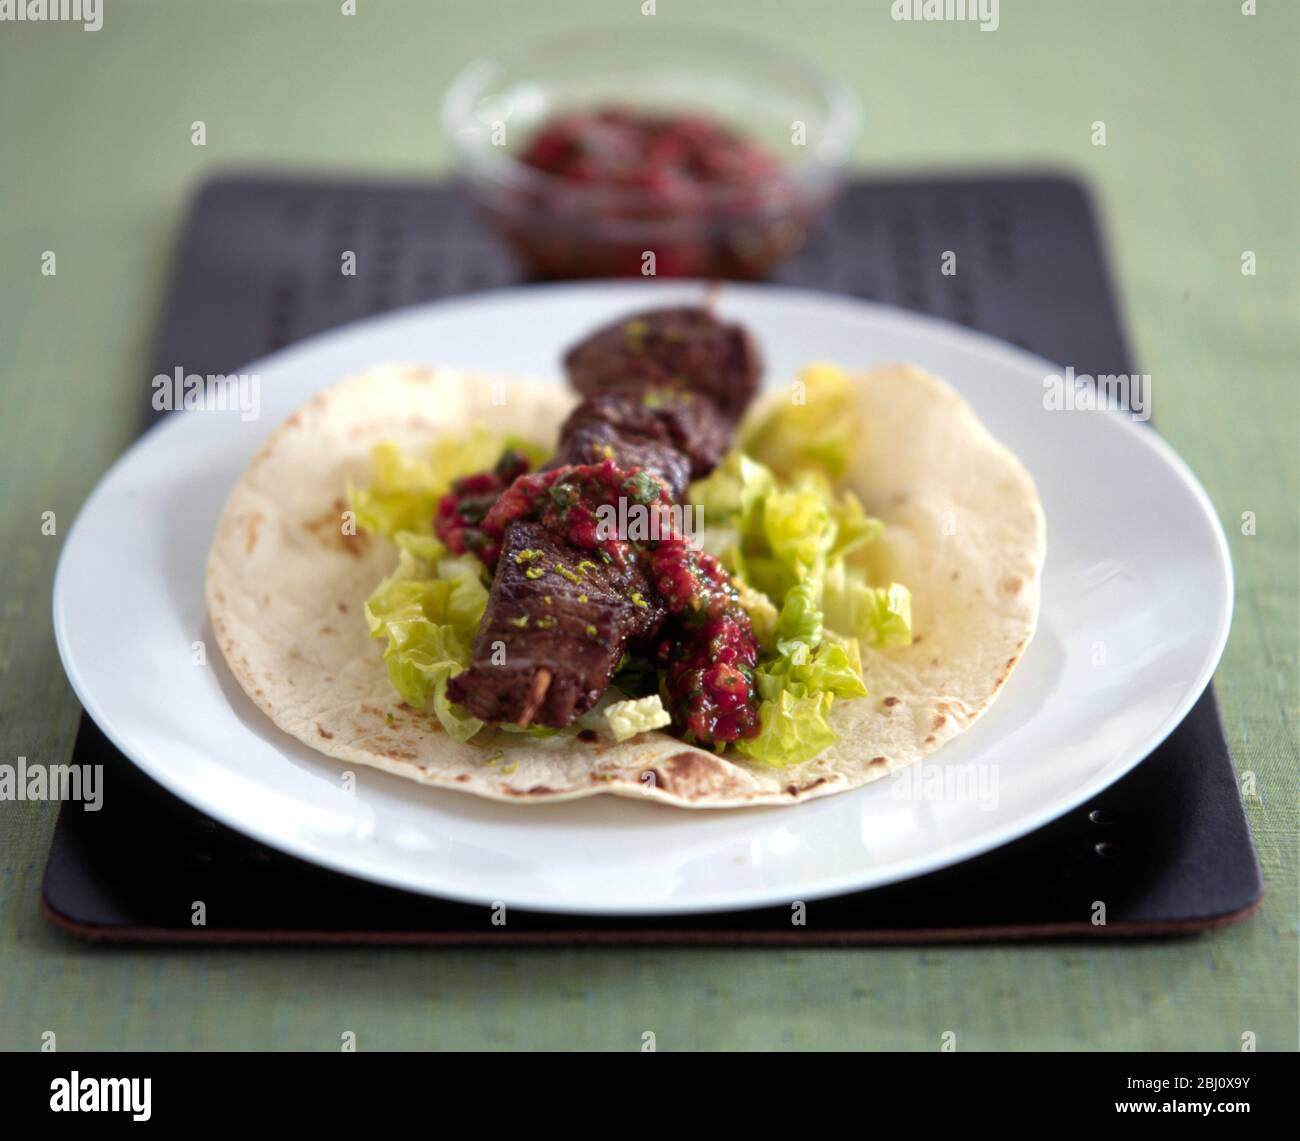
[{"x1": 53, "y1": 283, "x2": 1232, "y2": 915}]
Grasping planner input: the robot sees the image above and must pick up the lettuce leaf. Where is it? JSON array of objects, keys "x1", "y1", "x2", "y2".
[
  {"x1": 736, "y1": 689, "x2": 839, "y2": 766},
  {"x1": 762, "y1": 481, "x2": 836, "y2": 583},
  {"x1": 757, "y1": 637, "x2": 868, "y2": 701},
  {"x1": 362, "y1": 531, "x2": 488, "y2": 741},
  {"x1": 738, "y1": 363, "x2": 859, "y2": 480},
  {"x1": 824, "y1": 568, "x2": 913, "y2": 648},
  {"x1": 740, "y1": 632, "x2": 867, "y2": 765},
  {"x1": 691, "y1": 451, "x2": 774, "y2": 532},
  {"x1": 828, "y1": 490, "x2": 883, "y2": 561},
  {"x1": 349, "y1": 443, "x2": 443, "y2": 539},
  {"x1": 774, "y1": 580, "x2": 824, "y2": 654}
]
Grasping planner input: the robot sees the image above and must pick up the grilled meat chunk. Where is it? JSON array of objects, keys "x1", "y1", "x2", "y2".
[
  {"x1": 563, "y1": 306, "x2": 761, "y2": 422},
  {"x1": 547, "y1": 389, "x2": 731, "y2": 497},
  {"x1": 446, "y1": 522, "x2": 664, "y2": 727},
  {"x1": 548, "y1": 396, "x2": 688, "y2": 499}
]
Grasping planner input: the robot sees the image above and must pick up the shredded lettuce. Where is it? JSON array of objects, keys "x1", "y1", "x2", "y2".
[
  {"x1": 828, "y1": 491, "x2": 883, "y2": 561},
  {"x1": 774, "y1": 579, "x2": 824, "y2": 653},
  {"x1": 602, "y1": 695, "x2": 672, "y2": 742},
  {"x1": 739, "y1": 363, "x2": 859, "y2": 481},
  {"x1": 362, "y1": 531, "x2": 489, "y2": 740},
  {"x1": 739, "y1": 639, "x2": 868, "y2": 766},
  {"x1": 737, "y1": 690, "x2": 839, "y2": 766},
  {"x1": 691, "y1": 451, "x2": 774, "y2": 533},
  {"x1": 763, "y1": 482, "x2": 835, "y2": 582},
  {"x1": 755, "y1": 639, "x2": 868, "y2": 702},
  {"x1": 692, "y1": 383, "x2": 913, "y2": 766},
  {"x1": 565, "y1": 687, "x2": 672, "y2": 742},
  {"x1": 824, "y1": 569, "x2": 913, "y2": 648},
  {"x1": 348, "y1": 443, "x2": 442, "y2": 538}
]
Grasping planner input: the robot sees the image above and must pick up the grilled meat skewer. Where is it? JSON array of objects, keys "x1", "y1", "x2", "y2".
[{"x1": 444, "y1": 307, "x2": 762, "y2": 735}]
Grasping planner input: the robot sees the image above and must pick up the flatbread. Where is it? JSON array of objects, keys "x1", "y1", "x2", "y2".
[{"x1": 206, "y1": 362, "x2": 1044, "y2": 808}]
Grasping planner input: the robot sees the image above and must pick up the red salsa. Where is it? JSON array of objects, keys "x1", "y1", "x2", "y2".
[
  {"x1": 488, "y1": 106, "x2": 808, "y2": 280},
  {"x1": 480, "y1": 458, "x2": 660, "y2": 570},
  {"x1": 434, "y1": 448, "x2": 532, "y2": 566},
  {"x1": 649, "y1": 534, "x2": 761, "y2": 743},
  {"x1": 519, "y1": 107, "x2": 784, "y2": 198}
]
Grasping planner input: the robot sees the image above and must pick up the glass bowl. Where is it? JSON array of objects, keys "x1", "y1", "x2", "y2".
[{"x1": 440, "y1": 22, "x2": 861, "y2": 280}]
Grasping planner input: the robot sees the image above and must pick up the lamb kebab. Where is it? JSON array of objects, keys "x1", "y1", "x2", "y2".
[{"x1": 440, "y1": 307, "x2": 764, "y2": 745}]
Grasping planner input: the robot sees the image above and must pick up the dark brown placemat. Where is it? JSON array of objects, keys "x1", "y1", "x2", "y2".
[{"x1": 43, "y1": 174, "x2": 1262, "y2": 943}]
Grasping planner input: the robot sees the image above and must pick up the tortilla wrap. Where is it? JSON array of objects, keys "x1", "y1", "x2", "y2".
[{"x1": 206, "y1": 363, "x2": 1044, "y2": 808}]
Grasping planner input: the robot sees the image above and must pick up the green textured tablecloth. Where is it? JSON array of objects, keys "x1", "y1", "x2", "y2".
[{"x1": 1, "y1": 0, "x2": 1295, "y2": 1051}]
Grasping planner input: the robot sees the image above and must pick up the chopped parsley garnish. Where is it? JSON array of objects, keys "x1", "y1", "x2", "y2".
[
  {"x1": 548, "y1": 483, "x2": 578, "y2": 510},
  {"x1": 623, "y1": 469, "x2": 662, "y2": 505}
]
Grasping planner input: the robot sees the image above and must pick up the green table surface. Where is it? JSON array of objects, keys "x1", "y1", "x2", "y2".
[{"x1": 1, "y1": 0, "x2": 1296, "y2": 1051}]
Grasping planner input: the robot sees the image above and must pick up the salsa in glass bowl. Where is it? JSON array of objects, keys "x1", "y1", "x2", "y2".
[{"x1": 441, "y1": 24, "x2": 860, "y2": 280}]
